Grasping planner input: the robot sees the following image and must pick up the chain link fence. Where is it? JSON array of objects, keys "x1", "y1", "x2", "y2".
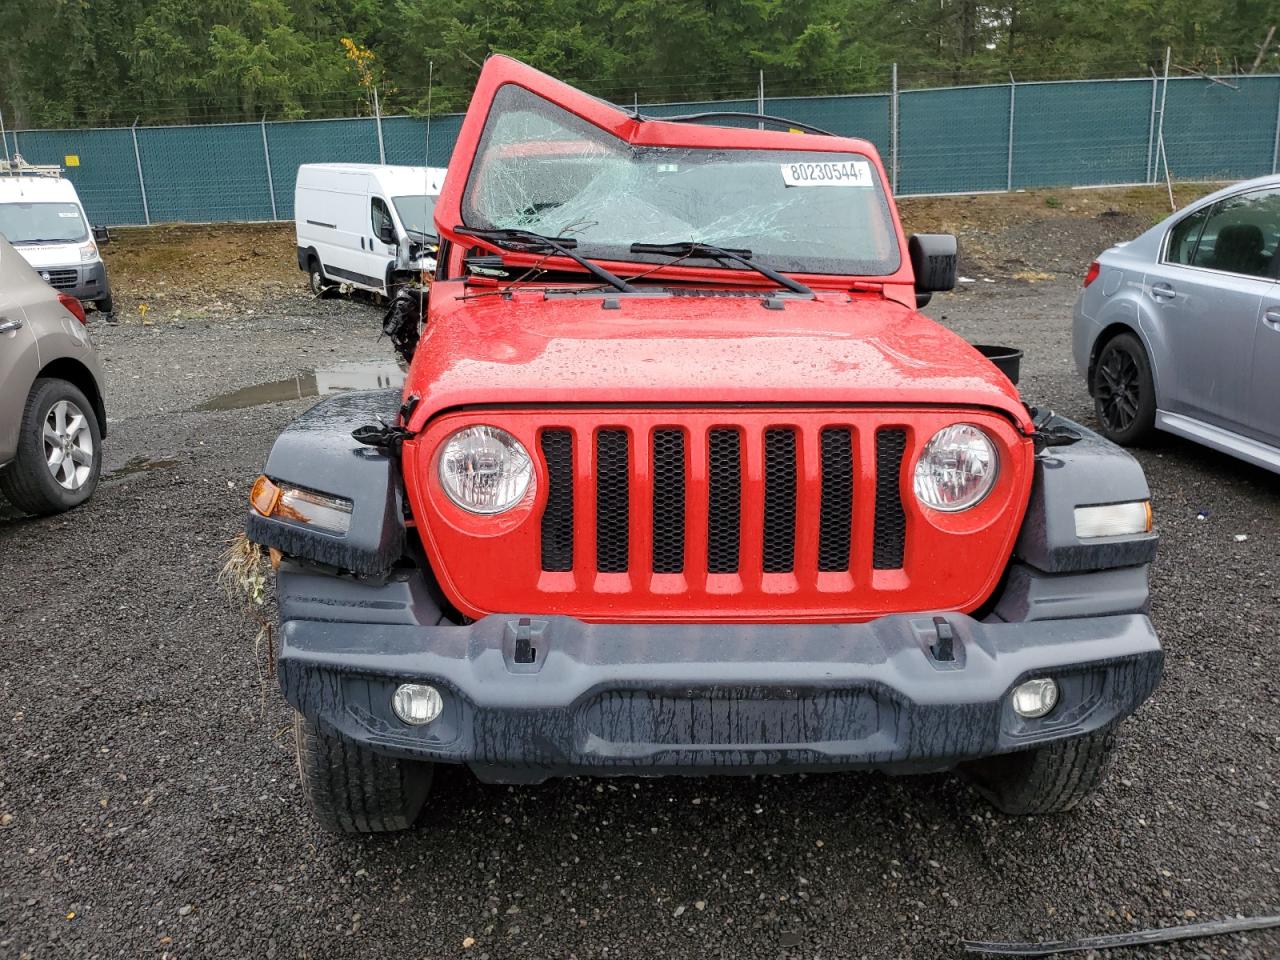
[{"x1": 3, "y1": 71, "x2": 1278, "y2": 227}]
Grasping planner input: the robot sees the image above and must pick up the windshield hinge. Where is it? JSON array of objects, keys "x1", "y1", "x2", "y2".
[{"x1": 850, "y1": 281, "x2": 884, "y2": 293}]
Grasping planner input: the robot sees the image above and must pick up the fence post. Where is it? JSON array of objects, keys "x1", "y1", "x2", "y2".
[
  {"x1": 131, "y1": 119, "x2": 151, "y2": 225},
  {"x1": 1153, "y1": 47, "x2": 1171, "y2": 185},
  {"x1": 1145, "y1": 74, "x2": 1158, "y2": 182},
  {"x1": 890, "y1": 63, "x2": 899, "y2": 193},
  {"x1": 0, "y1": 105, "x2": 9, "y2": 164},
  {"x1": 261, "y1": 115, "x2": 278, "y2": 221},
  {"x1": 373, "y1": 86, "x2": 386, "y2": 164},
  {"x1": 1006, "y1": 73, "x2": 1016, "y2": 191},
  {"x1": 758, "y1": 70, "x2": 765, "y2": 131},
  {"x1": 1272, "y1": 82, "x2": 1280, "y2": 174}
]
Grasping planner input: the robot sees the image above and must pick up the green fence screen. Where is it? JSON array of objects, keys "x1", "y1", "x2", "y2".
[{"x1": 5, "y1": 74, "x2": 1278, "y2": 226}]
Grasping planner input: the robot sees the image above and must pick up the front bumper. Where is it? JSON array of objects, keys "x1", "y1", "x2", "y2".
[
  {"x1": 278, "y1": 570, "x2": 1162, "y2": 783},
  {"x1": 34, "y1": 260, "x2": 110, "y2": 302}
]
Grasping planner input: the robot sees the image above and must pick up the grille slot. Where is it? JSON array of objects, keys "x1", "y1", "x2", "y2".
[
  {"x1": 762, "y1": 429, "x2": 797, "y2": 573},
  {"x1": 873, "y1": 429, "x2": 908, "y2": 569},
  {"x1": 651, "y1": 429, "x2": 686, "y2": 573},
  {"x1": 595, "y1": 430, "x2": 630, "y2": 572},
  {"x1": 539, "y1": 430, "x2": 574, "y2": 572},
  {"x1": 707, "y1": 429, "x2": 742, "y2": 574},
  {"x1": 44, "y1": 269, "x2": 78, "y2": 290},
  {"x1": 818, "y1": 428, "x2": 853, "y2": 572}
]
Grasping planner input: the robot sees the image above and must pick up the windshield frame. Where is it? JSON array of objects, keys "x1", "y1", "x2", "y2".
[
  {"x1": 433, "y1": 57, "x2": 913, "y2": 290},
  {"x1": 0, "y1": 200, "x2": 89, "y2": 245}
]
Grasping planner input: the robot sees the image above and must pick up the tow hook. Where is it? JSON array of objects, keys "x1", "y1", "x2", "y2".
[
  {"x1": 930, "y1": 616, "x2": 956, "y2": 662},
  {"x1": 514, "y1": 617, "x2": 537, "y2": 664}
]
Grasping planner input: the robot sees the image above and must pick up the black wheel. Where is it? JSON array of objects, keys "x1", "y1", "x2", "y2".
[
  {"x1": 962, "y1": 729, "x2": 1115, "y2": 815},
  {"x1": 0, "y1": 378, "x2": 102, "y2": 515},
  {"x1": 1091, "y1": 332, "x2": 1156, "y2": 444},
  {"x1": 307, "y1": 258, "x2": 329, "y2": 297},
  {"x1": 293, "y1": 713, "x2": 433, "y2": 834},
  {"x1": 95, "y1": 294, "x2": 114, "y2": 315}
]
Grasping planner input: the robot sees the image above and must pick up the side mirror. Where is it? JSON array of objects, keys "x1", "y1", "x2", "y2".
[
  {"x1": 92, "y1": 225, "x2": 111, "y2": 245},
  {"x1": 908, "y1": 233, "x2": 957, "y2": 308},
  {"x1": 378, "y1": 223, "x2": 397, "y2": 246}
]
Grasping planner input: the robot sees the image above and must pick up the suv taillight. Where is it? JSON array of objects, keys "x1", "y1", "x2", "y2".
[
  {"x1": 57, "y1": 293, "x2": 87, "y2": 325},
  {"x1": 1083, "y1": 261, "x2": 1101, "y2": 288}
]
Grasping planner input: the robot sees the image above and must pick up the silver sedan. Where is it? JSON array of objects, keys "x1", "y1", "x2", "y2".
[{"x1": 1073, "y1": 174, "x2": 1280, "y2": 472}]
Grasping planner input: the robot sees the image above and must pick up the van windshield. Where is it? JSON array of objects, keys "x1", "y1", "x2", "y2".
[
  {"x1": 460, "y1": 84, "x2": 901, "y2": 277},
  {"x1": 392, "y1": 195, "x2": 438, "y2": 240},
  {"x1": 0, "y1": 201, "x2": 89, "y2": 245}
]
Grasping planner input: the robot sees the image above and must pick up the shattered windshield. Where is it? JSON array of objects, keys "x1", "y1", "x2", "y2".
[
  {"x1": 460, "y1": 84, "x2": 900, "y2": 277},
  {"x1": 0, "y1": 201, "x2": 89, "y2": 244},
  {"x1": 392, "y1": 195, "x2": 438, "y2": 239}
]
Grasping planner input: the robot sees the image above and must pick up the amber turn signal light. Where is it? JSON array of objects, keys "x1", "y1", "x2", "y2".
[
  {"x1": 249, "y1": 474, "x2": 353, "y2": 535},
  {"x1": 250, "y1": 475, "x2": 282, "y2": 517}
]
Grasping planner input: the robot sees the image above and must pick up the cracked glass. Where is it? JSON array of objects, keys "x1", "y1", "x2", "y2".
[{"x1": 461, "y1": 84, "x2": 900, "y2": 277}]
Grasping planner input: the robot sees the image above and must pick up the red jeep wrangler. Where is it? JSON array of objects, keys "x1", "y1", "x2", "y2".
[{"x1": 247, "y1": 58, "x2": 1162, "y2": 833}]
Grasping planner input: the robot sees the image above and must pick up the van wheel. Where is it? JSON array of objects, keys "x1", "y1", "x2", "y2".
[
  {"x1": 307, "y1": 259, "x2": 329, "y2": 297},
  {"x1": 293, "y1": 713, "x2": 434, "y2": 833},
  {"x1": 961, "y1": 729, "x2": 1115, "y2": 815},
  {"x1": 95, "y1": 294, "x2": 114, "y2": 315},
  {"x1": 0, "y1": 378, "x2": 103, "y2": 515}
]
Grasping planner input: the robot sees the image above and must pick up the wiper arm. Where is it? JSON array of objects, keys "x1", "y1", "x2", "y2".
[
  {"x1": 456, "y1": 226, "x2": 635, "y2": 293},
  {"x1": 628, "y1": 241, "x2": 812, "y2": 296}
]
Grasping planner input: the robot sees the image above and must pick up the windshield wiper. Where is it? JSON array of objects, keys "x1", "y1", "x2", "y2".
[
  {"x1": 456, "y1": 226, "x2": 635, "y2": 293},
  {"x1": 628, "y1": 241, "x2": 812, "y2": 296}
]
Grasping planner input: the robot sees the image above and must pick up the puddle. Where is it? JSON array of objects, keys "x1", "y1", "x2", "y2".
[
  {"x1": 196, "y1": 360, "x2": 405, "y2": 412},
  {"x1": 106, "y1": 456, "x2": 181, "y2": 479}
]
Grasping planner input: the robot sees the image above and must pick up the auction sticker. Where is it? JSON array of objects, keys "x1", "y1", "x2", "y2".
[{"x1": 781, "y1": 159, "x2": 872, "y2": 187}]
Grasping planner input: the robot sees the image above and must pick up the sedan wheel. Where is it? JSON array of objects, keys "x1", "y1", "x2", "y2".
[{"x1": 1091, "y1": 333, "x2": 1156, "y2": 445}]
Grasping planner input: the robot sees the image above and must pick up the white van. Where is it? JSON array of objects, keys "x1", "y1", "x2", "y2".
[
  {"x1": 0, "y1": 158, "x2": 113, "y2": 314},
  {"x1": 295, "y1": 163, "x2": 446, "y2": 297}
]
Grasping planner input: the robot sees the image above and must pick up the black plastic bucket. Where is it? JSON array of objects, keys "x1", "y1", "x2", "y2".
[{"x1": 972, "y1": 344, "x2": 1022, "y2": 386}]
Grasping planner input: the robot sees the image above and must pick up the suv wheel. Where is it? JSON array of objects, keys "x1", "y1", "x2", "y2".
[
  {"x1": 1091, "y1": 332, "x2": 1156, "y2": 444},
  {"x1": 293, "y1": 713, "x2": 434, "y2": 833},
  {"x1": 0, "y1": 378, "x2": 102, "y2": 515},
  {"x1": 961, "y1": 729, "x2": 1115, "y2": 815}
]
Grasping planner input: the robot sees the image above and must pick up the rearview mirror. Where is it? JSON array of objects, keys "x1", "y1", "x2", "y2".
[
  {"x1": 92, "y1": 225, "x2": 111, "y2": 245},
  {"x1": 908, "y1": 233, "x2": 957, "y2": 308}
]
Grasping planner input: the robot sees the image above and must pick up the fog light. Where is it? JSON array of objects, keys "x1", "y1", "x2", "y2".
[
  {"x1": 1011, "y1": 678, "x2": 1059, "y2": 718},
  {"x1": 392, "y1": 683, "x2": 443, "y2": 725}
]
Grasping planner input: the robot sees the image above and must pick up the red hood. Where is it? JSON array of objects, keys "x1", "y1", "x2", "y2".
[{"x1": 402, "y1": 283, "x2": 1030, "y2": 432}]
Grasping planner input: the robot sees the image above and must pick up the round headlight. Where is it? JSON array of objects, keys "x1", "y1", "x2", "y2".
[
  {"x1": 438, "y1": 425, "x2": 532, "y2": 514},
  {"x1": 913, "y1": 423, "x2": 999, "y2": 512}
]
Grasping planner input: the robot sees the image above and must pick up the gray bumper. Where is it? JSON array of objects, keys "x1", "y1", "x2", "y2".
[
  {"x1": 278, "y1": 578, "x2": 1162, "y2": 783},
  {"x1": 37, "y1": 260, "x2": 110, "y2": 302}
]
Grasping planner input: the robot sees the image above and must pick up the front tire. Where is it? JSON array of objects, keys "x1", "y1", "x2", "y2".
[
  {"x1": 962, "y1": 729, "x2": 1116, "y2": 815},
  {"x1": 95, "y1": 294, "x2": 114, "y2": 315},
  {"x1": 307, "y1": 258, "x2": 329, "y2": 297},
  {"x1": 293, "y1": 713, "x2": 433, "y2": 834},
  {"x1": 1091, "y1": 332, "x2": 1156, "y2": 445},
  {"x1": 0, "y1": 378, "x2": 103, "y2": 515}
]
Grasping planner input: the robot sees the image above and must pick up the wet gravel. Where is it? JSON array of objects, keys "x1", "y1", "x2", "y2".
[{"x1": 1, "y1": 281, "x2": 1277, "y2": 960}]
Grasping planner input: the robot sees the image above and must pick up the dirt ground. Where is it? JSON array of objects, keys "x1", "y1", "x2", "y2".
[
  {"x1": 97, "y1": 184, "x2": 1223, "y2": 324},
  {"x1": 3, "y1": 185, "x2": 1277, "y2": 960}
]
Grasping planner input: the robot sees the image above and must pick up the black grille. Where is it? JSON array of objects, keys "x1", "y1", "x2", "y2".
[
  {"x1": 873, "y1": 429, "x2": 908, "y2": 569},
  {"x1": 762, "y1": 429, "x2": 797, "y2": 573},
  {"x1": 818, "y1": 428, "x2": 853, "y2": 572},
  {"x1": 539, "y1": 430, "x2": 574, "y2": 572},
  {"x1": 596, "y1": 430, "x2": 630, "y2": 572},
  {"x1": 651, "y1": 429, "x2": 685, "y2": 573},
  {"x1": 707, "y1": 429, "x2": 741, "y2": 574},
  {"x1": 44, "y1": 269, "x2": 78, "y2": 290}
]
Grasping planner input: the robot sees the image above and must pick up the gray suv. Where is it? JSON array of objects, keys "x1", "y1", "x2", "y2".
[{"x1": 0, "y1": 235, "x2": 107, "y2": 514}]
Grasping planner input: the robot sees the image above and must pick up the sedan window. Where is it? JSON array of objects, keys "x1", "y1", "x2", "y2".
[
  {"x1": 1187, "y1": 188, "x2": 1280, "y2": 279},
  {"x1": 1165, "y1": 206, "x2": 1210, "y2": 266}
]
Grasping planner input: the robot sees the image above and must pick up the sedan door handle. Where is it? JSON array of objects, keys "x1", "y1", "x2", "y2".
[
  {"x1": 1264, "y1": 307, "x2": 1280, "y2": 329},
  {"x1": 1149, "y1": 282, "x2": 1176, "y2": 301},
  {"x1": 0, "y1": 317, "x2": 24, "y2": 334}
]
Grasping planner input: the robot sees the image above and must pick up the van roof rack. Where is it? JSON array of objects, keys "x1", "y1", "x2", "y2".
[{"x1": 0, "y1": 155, "x2": 63, "y2": 178}]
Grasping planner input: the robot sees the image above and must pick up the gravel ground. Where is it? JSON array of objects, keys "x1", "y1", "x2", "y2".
[{"x1": 1, "y1": 260, "x2": 1277, "y2": 959}]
